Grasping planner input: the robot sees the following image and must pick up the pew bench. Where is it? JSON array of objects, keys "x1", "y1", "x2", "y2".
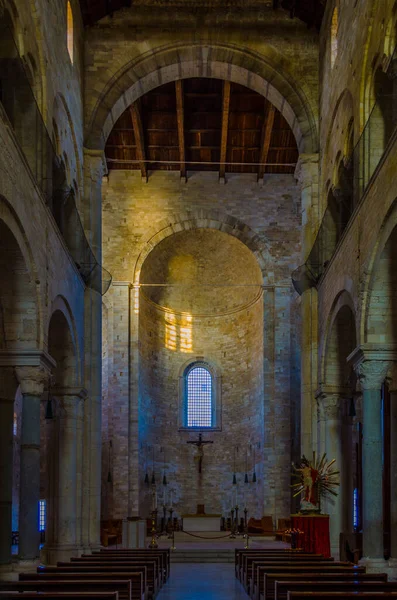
[
  {"x1": 40, "y1": 564, "x2": 156, "y2": 597},
  {"x1": 247, "y1": 560, "x2": 349, "y2": 596},
  {"x1": 287, "y1": 593, "x2": 397, "y2": 600},
  {"x1": 256, "y1": 565, "x2": 366, "y2": 600},
  {"x1": 243, "y1": 555, "x2": 334, "y2": 589},
  {"x1": 236, "y1": 551, "x2": 319, "y2": 581},
  {"x1": 275, "y1": 580, "x2": 397, "y2": 600},
  {"x1": 20, "y1": 571, "x2": 144, "y2": 600},
  {"x1": 260, "y1": 572, "x2": 388, "y2": 600},
  {"x1": 96, "y1": 550, "x2": 170, "y2": 581},
  {"x1": 0, "y1": 580, "x2": 131, "y2": 600},
  {"x1": 69, "y1": 556, "x2": 164, "y2": 587},
  {"x1": 0, "y1": 593, "x2": 118, "y2": 600}
]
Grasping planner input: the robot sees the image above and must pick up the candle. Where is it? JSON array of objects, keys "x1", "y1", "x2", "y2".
[{"x1": 234, "y1": 485, "x2": 237, "y2": 507}]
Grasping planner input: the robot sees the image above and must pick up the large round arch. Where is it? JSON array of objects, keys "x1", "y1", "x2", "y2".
[
  {"x1": 133, "y1": 210, "x2": 272, "y2": 285},
  {"x1": 85, "y1": 42, "x2": 318, "y2": 154}
]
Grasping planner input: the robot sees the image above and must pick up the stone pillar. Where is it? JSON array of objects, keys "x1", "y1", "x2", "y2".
[
  {"x1": 82, "y1": 149, "x2": 106, "y2": 551},
  {"x1": 295, "y1": 153, "x2": 319, "y2": 457},
  {"x1": 15, "y1": 366, "x2": 47, "y2": 561},
  {"x1": 317, "y1": 390, "x2": 342, "y2": 557},
  {"x1": 45, "y1": 388, "x2": 86, "y2": 564},
  {"x1": 388, "y1": 372, "x2": 397, "y2": 562},
  {"x1": 349, "y1": 352, "x2": 391, "y2": 570},
  {"x1": 0, "y1": 368, "x2": 18, "y2": 564}
]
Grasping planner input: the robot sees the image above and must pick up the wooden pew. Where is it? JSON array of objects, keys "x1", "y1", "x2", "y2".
[
  {"x1": 20, "y1": 572, "x2": 144, "y2": 600},
  {"x1": 246, "y1": 559, "x2": 345, "y2": 594},
  {"x1": 57, "y1": 560, "x2": 162, "y2": 590},
  {"x1": 0, "y1": 593, "x2": 118, "y2": 600},
  {"x1": 95, "y1": 551, "x2": 170, "y2": 581},
  {"x1": 41, "y1": 563, "x2": 157, "y2": 597},
  {"x1": 0, "y1": 580, "x2": 131, "y2": 600},
  {"x1": 242, "y1": 555, "x2": 334, "y2": 588},
  {"x1": 261, "y1": 572, "x2": 388, "y2": 600},
  {"x1": 236, "y1": 551, "x2": 319, "y2": 580},
  {"x1": 256, "y1": 565, "x2": 366, "y2": 600},
  {"x1": 276, "y1": 580, "x2": 397, "y2": 600},
  {"x1": 287, "y1": 593, "x2": 397, "y2": 600},
  {"x1": 73, "y1": 555, "x2": 166, "y2": 585}
]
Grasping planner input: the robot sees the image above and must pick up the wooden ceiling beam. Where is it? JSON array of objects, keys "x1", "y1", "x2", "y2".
[
  {"x1": 175, "y1": 80, "x2": 186, "y2": 182},
  {"x1": 219, "y1": 80, "x2": 231, "y2": 184},
  {"x1": 258, "y1": 103, "x2": 276, "y2": 183},
  {"x1": 130, "y1": 101, "x2": 148, "y2": 182}
]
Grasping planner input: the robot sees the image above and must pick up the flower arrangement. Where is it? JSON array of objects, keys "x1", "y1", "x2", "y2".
[{"x1": 291, "y1": 452, "x2": 340, "y2": 514}]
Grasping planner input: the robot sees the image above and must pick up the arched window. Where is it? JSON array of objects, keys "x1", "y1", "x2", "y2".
[
  {"x1": 66, "y1": 1, "x2": 73, "y2": 64},
  {"x1": 330, "y1": 6, "x2": 338, "y2": 69},
  {"x1": 186, "y1": 365, "x2": 212, "y2": 427},
  {"x1": 179, "y1": 361, "x2": 221, "y2": 430}
]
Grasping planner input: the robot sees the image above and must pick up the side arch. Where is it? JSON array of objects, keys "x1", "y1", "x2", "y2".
[
  {"x1": 85, "y1": 42, "x2": 318, "y2": 154},
  {"x1": 48, "y1": 295, "x2": 81, "y2": 386},
  {"x1": 0, "y1": 194, "x2": 41, "y2": 348}
]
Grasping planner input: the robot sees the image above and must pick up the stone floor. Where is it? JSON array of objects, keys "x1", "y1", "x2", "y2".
[{"x1": 157, "y1": 563, "x2": 249, "y2": 599}]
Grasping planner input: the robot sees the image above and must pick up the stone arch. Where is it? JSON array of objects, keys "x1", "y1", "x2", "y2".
[
  {"x1": 363, "y1": 198, "x2": 397, "y2": 346},
  {"x1": 323, "y1": 290, "x2": 357, "y2": 388},
  {"x1": 133, "y1": 210, "x2": 272, "y2": 285},
  {"x1": 48, "y1": 297, "x2": 80, "y2": 388},
  {"x1": 85, "y1": 42, "x2": 318, "y2": 154},
  {"x1": 0, "y1": 195, "x2": 41, "y2": 349},
  {"x1": 324, "y1": 88, "x2": 354, "y2": 169},
  {"x1": 53, "y1": 93, "x2": 83, "y2": 201}
]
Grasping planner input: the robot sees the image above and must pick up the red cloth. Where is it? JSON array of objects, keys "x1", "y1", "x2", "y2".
[{"x1": 291, "y1": 515, "x2": 331, "y2": 558}]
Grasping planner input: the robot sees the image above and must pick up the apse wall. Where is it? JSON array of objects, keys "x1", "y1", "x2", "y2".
[{"x1": 138, "y1": 228, "x2": 265, "y2": 518}]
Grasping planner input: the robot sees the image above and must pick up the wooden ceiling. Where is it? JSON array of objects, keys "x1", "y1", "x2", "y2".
[
  {"x1": 105, "y1": 78, "x2": 299, "y2": 179},
  {"x1": 80, "y1": 0, "x2": 326, "y2": 29}
]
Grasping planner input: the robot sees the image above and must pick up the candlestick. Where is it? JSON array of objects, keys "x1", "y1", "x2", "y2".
[{"x1": 148, "y1": 509, "x2": 158, "y2": 549}]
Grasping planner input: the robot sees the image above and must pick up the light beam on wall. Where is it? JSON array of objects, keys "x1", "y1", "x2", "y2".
[{"x1": 165, "y1": 311, "x2": 193, "y2": 352}]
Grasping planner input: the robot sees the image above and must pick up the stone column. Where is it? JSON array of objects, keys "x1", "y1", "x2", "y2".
[
  {"x1": 82, "y1": 149, "x2": 106, "y2": 551},
  {"x1": 15, "y1": 366, "x2": 47, "y2": 561},
  {"x1": 45, "y1": 388, "x2": 86, "y2": 564},
  {"x1": 0, "y1": 368, "x2": 18, "y2": 564},
  {"x1": 295, "y1": 153, "x2": 319, "y2": 457},
  {"x1": 388, "y1": 372, "x2": 397, "y2": 562},
  {"x1": 353, "y1": 357, "x2": 390, "y2": 568},
  {"x1": 317, "y1": 390, "x2": 342, "y2": 557}
]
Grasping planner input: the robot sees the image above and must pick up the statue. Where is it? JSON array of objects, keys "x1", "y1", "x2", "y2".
[
  {"x1": 292, "y1": 453, "x2": 339, "y2": 514},
  {"x1": 187, "y1": 433, "x2": 213, "y2": 474}
]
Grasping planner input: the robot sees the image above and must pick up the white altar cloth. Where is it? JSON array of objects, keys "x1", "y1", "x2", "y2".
[{"x1": 182, "y1": 515, "x2": 221, "y2": 532}]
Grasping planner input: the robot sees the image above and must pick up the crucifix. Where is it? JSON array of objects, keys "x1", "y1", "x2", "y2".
[{"x1": 187, "y1": 433, "x2": 213, "y2": 474}]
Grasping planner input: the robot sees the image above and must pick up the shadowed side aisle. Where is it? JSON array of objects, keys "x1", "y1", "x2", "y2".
[{"x1": 156, "y1": 563, "x2": 249, "y2": 600}]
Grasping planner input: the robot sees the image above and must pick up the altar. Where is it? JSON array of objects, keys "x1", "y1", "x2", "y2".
[{"x1": 182, "y1": 514, "x2": 221, "y2": 532}]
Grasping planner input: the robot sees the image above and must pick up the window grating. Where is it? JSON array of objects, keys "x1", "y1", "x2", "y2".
[
  {"x1": 39, "y1": 499, "x2": 46, "y2": 531},
  {"x1": 186, "y1": 367, "x2": 212, "y2": 427}
]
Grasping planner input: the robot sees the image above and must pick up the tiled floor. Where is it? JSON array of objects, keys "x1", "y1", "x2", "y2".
[{"x1": 157, "y1": 563, "x2": 249, "y2": 600}]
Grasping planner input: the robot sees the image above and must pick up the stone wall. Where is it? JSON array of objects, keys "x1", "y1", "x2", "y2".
[{"x1": 101, "y1": 170, "x2": 302, "y2": 523}]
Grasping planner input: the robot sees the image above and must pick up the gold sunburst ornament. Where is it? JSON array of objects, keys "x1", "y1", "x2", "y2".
[{"x1": 291, "y1": 452, "x2": 340, "y2": 514}]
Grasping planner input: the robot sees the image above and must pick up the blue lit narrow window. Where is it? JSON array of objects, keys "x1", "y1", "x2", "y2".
[
  {"x1": 353, "y1": 488, "x2": 359, "y2": 531},
  {"x1": 39, "y1": 500, "x2": 46, "y2": 532},
  {"x1": 186, "y1": 366, "x2": 213, "y2": 428}
]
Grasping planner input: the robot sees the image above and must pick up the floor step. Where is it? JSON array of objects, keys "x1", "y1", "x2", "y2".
[{"x1": 170, "y1": 549, "x2": 235, "y2": 563}]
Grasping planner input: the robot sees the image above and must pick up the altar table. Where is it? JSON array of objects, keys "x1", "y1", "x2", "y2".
[
  {"x1": 182, "y1": 514, "x2": 221, "y2": 532},
  {"x1": 291, "y1": 514, "x2": 331, "y2": 558}
]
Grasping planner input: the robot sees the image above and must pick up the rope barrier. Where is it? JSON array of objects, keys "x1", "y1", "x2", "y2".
[{"x1": 182, "y1": 530, "x2": 240, "y2": 540}]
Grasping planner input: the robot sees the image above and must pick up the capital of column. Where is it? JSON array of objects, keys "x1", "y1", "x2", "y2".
[
  {"x1": 294, "y1": 153, "x2": 319, "y2": 189},
  {"x1": 347, "y1": 345, "x2": 397, "y2": 391},
  {"x1": 83, "y1": 148, "x2": 107, "y2": 180},
  {"x1": 15, "y1": 366, "x2": 49, "y2": 396},
  {"x1": 315, "y1": 388, "x2": 342, "y2": 420},
  {"x1": 52, "y1": 387, "x2": 88, "y2": 399},
  {"x1": 386, "y1": 363, "x2": 397, "y2": 393}
]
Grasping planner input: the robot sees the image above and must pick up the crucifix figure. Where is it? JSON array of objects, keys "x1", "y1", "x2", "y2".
[{"x1": 187, "y1": 433, "x2": 213, "y2": 474}]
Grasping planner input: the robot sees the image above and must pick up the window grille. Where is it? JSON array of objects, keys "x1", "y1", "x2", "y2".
[
  {"x1": 186, "y1": 366, "x2": 212, "y2": 428},
  {"x1": 39, "y1": 499, "x2": 46, "y2": 531},
  {"x1": 353, "y1": 487, "x2": 359, "y2": 531}
]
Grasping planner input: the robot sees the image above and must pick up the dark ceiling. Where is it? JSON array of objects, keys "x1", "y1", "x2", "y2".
[
  {"x1": 105, "y1": 78, "x2": 298, "y2": 178},
  {"x1": 80, "y1": 0, "x2": 326, "y2": 29}
]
